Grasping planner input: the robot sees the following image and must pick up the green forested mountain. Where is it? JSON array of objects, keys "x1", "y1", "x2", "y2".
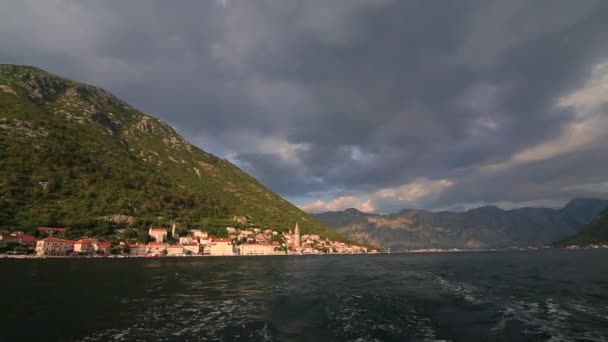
[
  {"x1": 0, "y1": 64, "x2": 350, "y2": 241},
  {"x1": 556, "y1": 208, "x2": 608, "y2": 246}
]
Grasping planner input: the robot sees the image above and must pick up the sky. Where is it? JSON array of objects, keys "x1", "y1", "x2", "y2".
[{"x1": 2, "y1": 0, "x2": 608, "y2": 213}]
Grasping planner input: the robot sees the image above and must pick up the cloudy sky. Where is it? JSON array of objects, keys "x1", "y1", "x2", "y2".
[{"x1": 2, "y1": 0, "x2": 608, "y2": 213}]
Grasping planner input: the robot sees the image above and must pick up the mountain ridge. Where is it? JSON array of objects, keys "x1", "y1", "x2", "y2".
[
  {"x1": 0, "y1": 64, "x2": 355, "y2": 243},
  {"x1": 313, "y1": 198, "x2": 608, "y2": 249}
]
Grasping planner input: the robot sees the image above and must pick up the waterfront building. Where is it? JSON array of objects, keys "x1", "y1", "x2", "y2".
[
  {"x1": 182, "y1": 243, "x2": 200, "y2": 255},
  {"x1": 96, "y1": 241, "x2": 111, "y2": 253},
  {"x1": 209, "y1": 238, "x2": 234, "y2": 256},
  {"x1": 35, "y1": 237, "x2": 74, "y2": 256},
  {"x1": 129, "y1": 244, "x2": 147, "y2": 256},
  {"x1": 19, "y1": 235, "x2": 37, "y2": 249},
  {"x1": 148, "y1": 228, "x2": 168, "y2": 243},
  {"x1": 167, "y1": 244, "x2": 184, "y2": 256},
  {"x1": 2, "y1": 233, "x2": 39, "y2": 250},
  {"x1": 74, "y1": 239, "x2": 97, "y2": 254},
  {"x1": 0, "y1": 233, "x2": 20, "y2": 246},
  {"x1": 239, "y1": 243, "x2": 277, "y2": 255},
  {"x1": 146, "y1": 242, "x2": 168, "y2": 255}
]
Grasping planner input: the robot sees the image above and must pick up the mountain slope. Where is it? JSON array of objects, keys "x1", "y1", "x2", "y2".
[
  {"x1": 556, "y1": 208, "x2": 608, "y2": 246},
  {"x1": 313, "y1": 199, "x2": 608, "y2": 249},
  {"x1": 0, "y1": 64, "x2": 349, "y2": 241}
]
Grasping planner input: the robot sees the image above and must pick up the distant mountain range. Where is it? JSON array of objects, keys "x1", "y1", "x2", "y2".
[
  {"x1": 0, "y1": 65, "x2": 351, "y2": 243},
  {"x1": 313, "y1": 199, "x2": 608, "y2": 250}
]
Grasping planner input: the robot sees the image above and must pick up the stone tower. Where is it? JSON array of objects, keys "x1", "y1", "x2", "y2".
[{"x1": 294, "y1": 222, "x2": 301, "y2": 247}]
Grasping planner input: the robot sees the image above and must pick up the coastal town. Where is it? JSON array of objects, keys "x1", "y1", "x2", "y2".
[{"x1": 0, "y1": 223, "x2": 377, "y2": 258}]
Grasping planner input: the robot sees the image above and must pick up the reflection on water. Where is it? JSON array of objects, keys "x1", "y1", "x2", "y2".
[{"x1": 2, "y1": 250, "x2": 608, "y2": 341}]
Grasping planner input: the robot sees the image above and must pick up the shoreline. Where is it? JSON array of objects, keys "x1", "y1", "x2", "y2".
[
  {"x1": 3, "y1": 246, "x2": 608, "y2": 259},
  {"x1": 0, "y1": 252, "x2": 378, "y2": 259}
]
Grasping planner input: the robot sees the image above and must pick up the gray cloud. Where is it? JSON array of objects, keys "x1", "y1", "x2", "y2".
[{"x1": 2, "y1": 0, "x2": 608, "y2": 212}]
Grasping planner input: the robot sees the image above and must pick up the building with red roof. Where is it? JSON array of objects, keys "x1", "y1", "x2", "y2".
[
  {"x1": 239, "y1": 243, "x2": 279, "y2": 256},
  {"x1": 146, "y1": 242, "x2": 168, "y2": 255},
  {"x1": 209, "y1": 238, "x2": 234, "y2": 256},
  {"x1": 74, "y1": 239, "x2": 98, "y2": 254},
  {"x1": 182, "y1": 242, "x2": 200, "y2": 255},
  {"x1": 211, "y1": 237, "x2": 232, "y2": 242},
  {"x1": 167, "y1": 244, "x2": 184, "y2": 256},
  {"x1": 254, "y1": 235, "x2": 268, "y2": 243},
  {"x1": 0, "y1": 233, "x2": 20, "y2": 246},
  {"x1": 19, "y1": 235, "x2": 37, "y2": 249},
  {"x1": 35, "y1": 237, "x2": 74, "y2": 256},
  {"x1": 128, "y1": 243, "x2": 147, "y2": 256},
  {"x1": 96, "y1": 241, "x2": 111, "y2": 252}
]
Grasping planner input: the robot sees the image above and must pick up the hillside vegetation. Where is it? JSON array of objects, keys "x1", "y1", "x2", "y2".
[
  {"x1": 556, "y1": 208, "x2": 608, "y2": 246},
  {"x1": 0, "y1": 64, "x2": 352, "y2": 242}
]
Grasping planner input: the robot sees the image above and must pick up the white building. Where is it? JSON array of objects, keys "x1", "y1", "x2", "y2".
[
  {"x1": 148, "y1": 228, "x2": 168, "y2": 243},
  {"x1": 182, "y1": 243, "x2": 200, "y2": 255},
  {"x1": 35, "y1": 237, "x2": 74, "y2": 256},
  {"x1": 179, "y1": 235, "x2": 195, "y2": 245},
  {"x1": 146, "y1": 242, "x2": 168, "y2": 255},
  {"x1": 189, "y1": 230, "x2": 208, "y2": 239},
  {"x1": 239, "y1": 243, "x2": 277, "y2": 255},
  {"x1": 209, "y1": 238, "x2": 234, "y2": 256},
  {"x1": 167, "y1": 244, "x2": 184, "y2": 256}
]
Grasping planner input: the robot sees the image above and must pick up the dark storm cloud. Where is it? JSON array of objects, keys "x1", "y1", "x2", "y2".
[{"x1": 1, "y1": 0, "x2": 608, "y2": 212}]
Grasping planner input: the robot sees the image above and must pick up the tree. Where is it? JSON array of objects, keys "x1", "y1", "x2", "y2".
[
  {"x1": 270, "y1": 234, "x2": 284, "y2": 244},
  {"x1": 160, "y1": 249, "x2": 167, "y2": 256},
  {"x1": 175, "y1": 227, "x2": 189, "y2": 237},
  {"x1": 122, "y1": 244, "x2": 131, "y2": 254},
  {"x1": 123, "y1": 228, "x2": 139, "y2": 239},
  {"x1": 138, "y1": 230, "x2": 151, "y2": 244}
]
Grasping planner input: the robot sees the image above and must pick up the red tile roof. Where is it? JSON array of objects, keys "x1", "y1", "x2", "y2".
[
  {"x1": 241, "y1": 243, "x2": 274, "y2": 247},
  {"x1": 39, "y1": 227, "x2": 66, "y2": 232},
  {"x1": 148, "y1": 242, "x2": 167, "y2": 246},
  {"x1": 20, "y1": 235, "x2": 36, "y2": 241},
  {"x1": 149, "y1": 228, "x2": 167, "y2": 232},
  {"x1": 40, "y1": 237, "x2": 71, "y2": 243},
  {"x1": 76, "y1": 239, "x2": 97, "y2": 244},
  {"x1": 168, "y1": 244, "x2": 183, "y2": 248}
]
